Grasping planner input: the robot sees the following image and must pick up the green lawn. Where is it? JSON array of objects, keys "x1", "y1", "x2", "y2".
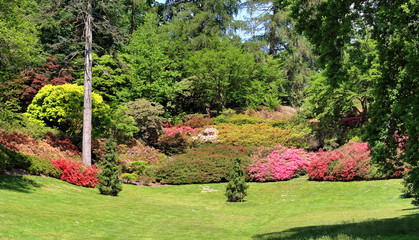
[{"x1": 0, "y1": 175, "x2": 418, "y2": 240}]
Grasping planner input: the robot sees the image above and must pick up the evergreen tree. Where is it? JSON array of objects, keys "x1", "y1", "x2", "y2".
[
  {"x1": 98, "y1": 139, "x2": 122, "y2": 196},
  {"x1": 225, "y1": 158, "x2": 248, "y2": 202}
]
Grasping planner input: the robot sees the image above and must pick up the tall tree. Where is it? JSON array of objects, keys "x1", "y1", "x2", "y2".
[
  {"x1": 244, "y1": 0, "x2": 316, "y2": 106},
  {"x1": 82, "y1": 0, "x2": 93, "y2": 165},
  {"x1": 292, "y1": 0, "x2": 419, "y2": 205},
  {"x1": 0, "y1": 0, "x2": 43, "y2": 121},
  {"x1": 163, "y1": 0, "x2": 241, "y2": 49}
]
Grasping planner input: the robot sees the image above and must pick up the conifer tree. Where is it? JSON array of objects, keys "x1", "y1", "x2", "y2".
[
  {"x1": 98, "y1": 139, "x2": 122, "y2": 196},
  {"x1": 225, "y1": 158, "x2": 248, "y2": 202}
]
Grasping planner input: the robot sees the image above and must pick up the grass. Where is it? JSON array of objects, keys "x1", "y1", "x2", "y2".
[{"x1": 0, "y1": 175, "x2": 418, "y2": 240}]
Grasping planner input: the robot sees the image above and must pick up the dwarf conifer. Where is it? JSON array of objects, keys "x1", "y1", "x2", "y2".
[
  {"x1": 98, "y1": 139, "x2": 122, "y2": 196},
  {"x1": 225, "y1": 158, "x2": 248, "y2": 202}
]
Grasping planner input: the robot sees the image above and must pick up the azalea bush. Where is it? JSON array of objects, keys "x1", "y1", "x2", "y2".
[
  {"x1": 249, "y1": 145, "x2": 310, "y2": 182},
  {"x1": 308, "y1": 141, "x2": 409, "y2": 181},
  {"x1": 157, "y1": 126, "x2": 219, "y2": 154},
  {"x1": 51, "y1": 159, "x2": 100, "y2": 187}
]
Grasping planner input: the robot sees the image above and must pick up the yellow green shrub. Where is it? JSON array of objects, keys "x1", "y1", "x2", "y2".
[{"x1": 216, "y1": 123, "x2": 309, "y2": 149}]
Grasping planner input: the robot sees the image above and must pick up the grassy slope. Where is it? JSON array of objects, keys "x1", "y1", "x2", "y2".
[{"x1": 0, "y1": 175, "x2": 418, "y2": 240}]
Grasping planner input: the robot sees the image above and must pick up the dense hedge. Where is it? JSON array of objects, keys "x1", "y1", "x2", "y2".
[
  {"x1": 216, "y1": 123, "x2": 310, "y2": 149},
  {"x1": 157, "y1": 145, "x2": 251, "y2": 184}
]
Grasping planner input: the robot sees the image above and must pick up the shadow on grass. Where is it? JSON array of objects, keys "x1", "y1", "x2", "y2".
[
  {"x1": 253, "y1": 213, "x2": 419, "y2": 240},
  {"x1": 0, "y1": 175, "x2": 42, "y2": 193}
]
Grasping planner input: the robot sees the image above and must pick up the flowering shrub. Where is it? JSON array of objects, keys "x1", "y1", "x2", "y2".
[
  {"x1": 191, "y1": 126, "x2": 219, "y2": 143},
  {"x1": 249, "y1": 145, "x2": 310, "y2": 181},
  {"x1": 340, "y1": 112, "x2": 366, "y2": 128},
  {"x1": 51, "y1": 159, "x2": 100, "y2": 187},
  {"x1": 46, "y1": 135, "x2": 80, "y2": 156},
  {"x1": 308, "y1": 141, "x2": 408, "y2": 181},
  {"x1": 164, "y1": 126, "x2": 199, "y2": 136},
  {"x1": 157, "y1": 126, "x2": 218, "y2": 154}
]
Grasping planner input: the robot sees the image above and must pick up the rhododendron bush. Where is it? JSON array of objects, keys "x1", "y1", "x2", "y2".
[
  {"x1": 249, "y1": 145, "x2": 310, "y2": 181},
  {"x1": 52, "y1": 159, "x2": 100, "y2": 187},
  {"x1": 157, "y1": 125, "x2": 219, "y2": 154},
  {"x1": 308, "y1": 141, "x2": 408, "y2": 181}
]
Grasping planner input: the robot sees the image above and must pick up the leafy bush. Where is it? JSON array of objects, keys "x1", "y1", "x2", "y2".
[
  {"x1": 124, "y1": 99, "x2": 164, "y2": 144},
  {"x1": 156, "y1": 132, "x2": 189, "y2": 155},
  {"x1": 249, "y1": 145, "x2": 310, "y2": 182},
  {"x1": 0, "y1": 132, "x2": 81, "y2": 161},
  {"x1": 121, "y1": 172, "x2": 138, "y2": 183},
  {"x1": 0, "y1": 144, "x2": 60, "y2": 177},
  {"x1": 308, "y1": 141, "x2": 408, "y2": 181},
  {"x1": 245, "y1": 106, "x2": 297, "y2": 122},
  {"x1": 213, "y1": 114, "x2": 275, "y2": 125},
  {"x1": 226, "y1": 158, "x2": 249, "y2": 202},
  {"x1": 24, "y1": 84, "x2": 110, "y2": 137},
  {"x1": 52, "y1": 159, "x2": 100, "y2": 187},
  {"x1": 27, "y1": 155, "x2": 61, "y2": 177},
  {"x1": 157, "y1": 145, "x2": 251, "y2": 184},
  {"x1": 183, "y1": 117, "x2": 214, "y2": 128},
  {"x1": 117, "y1": 140, "x2": 164, "y2": 167},
  {"x1": 216, "y1": 123, "x2": 309, "y2": 149},
  {"x1": 97, "y1": 140, "x2": 122, "y2": 196},
  {"x1": 0, "y1": 143, "x2": 31, "y2": 171}
]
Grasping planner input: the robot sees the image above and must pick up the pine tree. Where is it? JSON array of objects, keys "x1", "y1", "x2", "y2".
[
  {"x1": 98, "y1": 139, "x2": 122, "y2": 196},
  {"x1": 225, "y1": 158, "x2": 249, "y2": 202}
]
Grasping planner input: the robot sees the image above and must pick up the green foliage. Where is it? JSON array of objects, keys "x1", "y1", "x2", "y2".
[
  {"x1": 121, "y1": 172, "x2": 138, "y2": 182},
  {"x1": 126, "y1": 12, "x2": 181, "y2": 105},
  {"x1": 108, "y1": 106, "x2": 138, "y2": 141},
  {"x1": 157, "y1": 145, "x2": 251, "y2": 184},
  {"x1": 184, "y1": 37, "x2": 257, "y2": 112},
  {"x1": 156, "y1": 132, "x2": 189, "y2": 156},
  {"x1": 0, "y1": 0, "x2": 42, "y2": 79},
  {"x1": 26, "y1": 155, "x2": 61, "y2": 178},
  {"x1": 24, "y1": 84, "x2": 111, "y2": 137},
  {"x1": 225, "y1": 158, "x2": 248, "y2": 202},
  {"x1": 74, "y1": 54, "x2": 132, "y2": 107},
  {"x1": 216, "y1": 123, "x2": 310, "y2": 149},
  {"x1": 213, "y1": 114, "x2": 282, "y2": 126},
  {"x1": 124, "y1": 99, "x2": 164, "y2": 144},
  {"x1": 164, "y1": 0, "x2": 241, "y2": 48},
  {"x1": 98, "y1": 140, "x2": 122, "y2": 196},
  {"x1": 245, "y1": 0, "x2": 316, "y2": 107},
  {"x1": 292, "y1": 0, "x2": 418, "y2": 205},
  {"x1": 0, "y1": 145, "x2": 60, "y2": 177}
]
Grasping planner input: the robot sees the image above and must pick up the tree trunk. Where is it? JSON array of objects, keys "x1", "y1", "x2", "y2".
[
  {"x1": 82, "y1": 0, "x2": 93, "y2": 166},
  {"x1": 130, "y1": 0, "x2": 136, "y2": 34},
  {"x1": 268, "y1": 4, "x2": 278, "y2": 55}
]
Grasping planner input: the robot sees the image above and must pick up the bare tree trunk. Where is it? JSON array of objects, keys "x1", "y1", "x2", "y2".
[
  {"x1": 130, "y1": 0, "x2": 136, "y2": 34},
  {"x1": 82, "y1": 0, "x2": 93, "y2": 166}
]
